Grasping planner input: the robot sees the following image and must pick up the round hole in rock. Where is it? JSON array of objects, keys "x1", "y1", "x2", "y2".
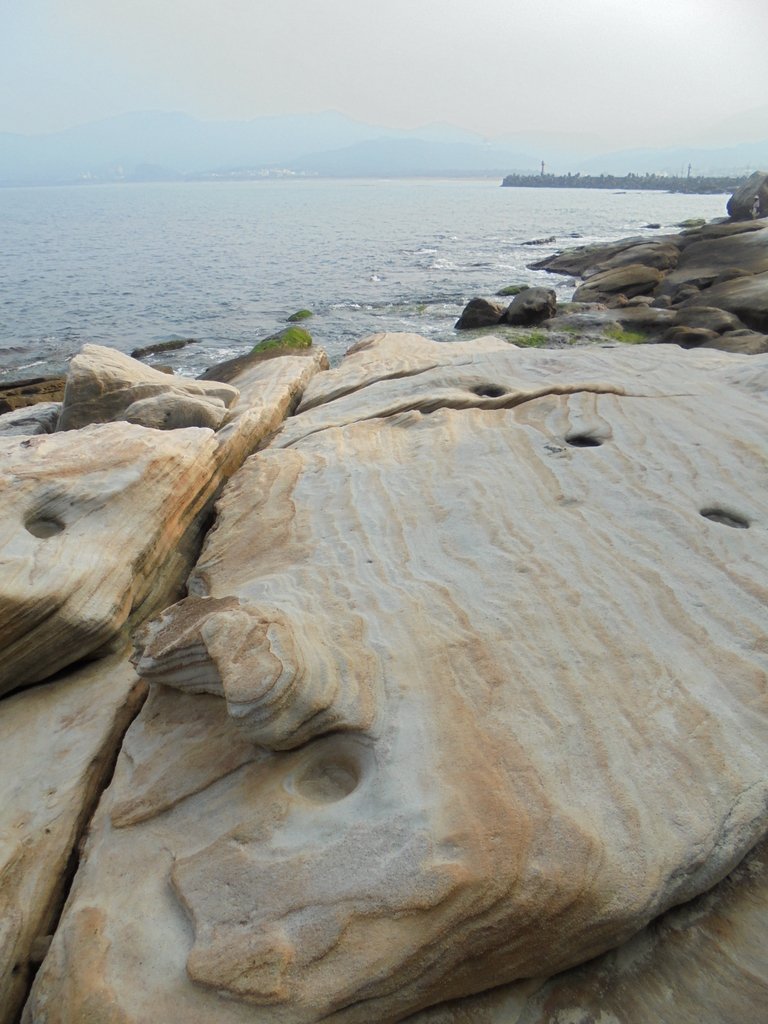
[
  {"x1": 473, "y1": 384, "x2": 507, "y2": 398},
  {"x1": 700, "y1": 508, "x2": 749, "y2": 529},
  {"x1": 566, "y1": 434, "x2": 603, "y2": 448},
  {"x1": 25, "y1": 515, "x2": 65, "y2": 538},
  {"x1": 293, "y1": 757, "x2": 360, "y2": 804}
]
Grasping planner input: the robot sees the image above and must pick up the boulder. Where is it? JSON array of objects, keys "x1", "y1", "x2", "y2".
[
  {"x1": 656, "y1": 223, "x2": 768, "y2": 298},
  {"x1": 199, "y1": 344, "x2": 322, "y2": 385},
  {"x1": 673, "y1": 305, "x2": 745, "y2": 334},
  {"x1": 528, "y1": 236, "x2": 652, "y2": 276},
  {"x1": 572, "y1": 263, "x2": 663, "y2": 302},
  {"x1": 677, "y1": 271, "x2": 768, "y2": 334},
  {"x1": 455, "y1": 297, "x2": 506, "y2": 330},
  {"x1": 121, "y1": 392, "x2": 228, "y2": 431},
  {"x1": 0, "y1": 340, "x2": 331, "y2": 696},
  {"x1": 581, "y1": 241, "x2": 680, "y2": 279},
  {"x1": 663, "y1": 326, "x2": 721, "y2": 348},
  {"x1": 504, "y1": 287, "x2": 556, "y2": 326},
  {"x1": 0, "y1": 403, "x2": 60, "y2": 436},
  {"x1": 702, "y1": 329, "x2": 768, "y2": 355},
  {"x1": 57, "y1": 344, "x2": 238, "y2": 431},
  {"x1": 0, "y1": 423, "x2": 222, "y2": 695},
  {"x1": 727, "y1": 170, "x2": 768, "y2": 220},
  {"x1": 27, "y1": 335, "x2": 768, "y2": 1024}
]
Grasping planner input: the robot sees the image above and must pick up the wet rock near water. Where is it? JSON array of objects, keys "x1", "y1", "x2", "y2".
[
  {"x1": 0, "y1": 376, "x2": 66, "y2": 414},
  {"x1": 456, "y1": 177, "x2": 768, "y2": 354}
]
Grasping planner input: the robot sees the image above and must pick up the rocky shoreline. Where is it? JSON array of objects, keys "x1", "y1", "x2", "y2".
[
  {"x1": 2, "y1": 186, "x2": 768, "y2": 1023},
  {"x1": 458, "y1": 171, "x2": 768, "y2": 356}
]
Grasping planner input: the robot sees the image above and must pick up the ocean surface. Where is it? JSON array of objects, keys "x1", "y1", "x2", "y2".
[{"x1": 0, "y1": 179, "x2": 729, "y2": 382}]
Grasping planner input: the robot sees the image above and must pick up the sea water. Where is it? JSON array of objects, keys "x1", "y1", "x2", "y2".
[{"x1": 0, "y1": 179, "x2": 728, "y2": 381}]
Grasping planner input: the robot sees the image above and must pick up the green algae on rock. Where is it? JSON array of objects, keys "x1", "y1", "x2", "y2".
[{"x1": 253, "y1": 326, "x2": 313, "y2": 354}]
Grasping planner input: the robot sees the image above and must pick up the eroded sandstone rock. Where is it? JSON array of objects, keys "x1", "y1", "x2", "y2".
[
  {"x1": 57, "y1": 344, "x2": 238, "y2": 431},
  {"x1": 404, "y1": 838, "x2": 768, "y2": 1024},
  {"x1": 25, "y1": 335, "x2": 768, "y2": 1024},
  {"x1": 0, "y1": 423, "x2": 222, "y2": 695},
  {"x1": 0, "y1": 653, "x2": 145, "y2": 1024},
  {"x1": 0, "y1": 403, "x2": 60, "y2": 436},
  {"x1": 572, "y1": 262, "x2": 664, "y2": 301}
]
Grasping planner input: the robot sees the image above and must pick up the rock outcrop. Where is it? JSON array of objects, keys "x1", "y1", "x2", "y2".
[
  {"x1": 24, "y1": 334, "x2": 768, "y2": 1023},
  {"x1": 56, "y1": 344, "x2": 239, "y2": 430},
  {"x1": 0, "y1": 423, "x2": 222, "y2": 695},
  {"x1": 523, "y1": 209, "x2": 768, "y2": 352},
  {"x1": 0, "y1": 654, "x2": 146, "y2": 1024},
  {"x1": 0, "y1": 340, "x2": 329, "y2": 1023},
  {"x1": 727, "y1": 169, "x2": 768, "y2": 220}
]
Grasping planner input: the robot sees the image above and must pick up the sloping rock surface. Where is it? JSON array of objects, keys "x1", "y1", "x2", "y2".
[
  {"x1": 0, "y1": 346, "x2": 329, "y2": 696},
  {"x1": 25, "y1": 334, "x2": 768, "y2": 1023},
  {"x1": 404, "y1": 838, "x2": 768, "y2": 1023},
  {"x1": 0, "y1": 655, "x2": 146, "y2": 1024},
  {"x1": 0, "y1": 423, "x2": 221, "y2": 695}
]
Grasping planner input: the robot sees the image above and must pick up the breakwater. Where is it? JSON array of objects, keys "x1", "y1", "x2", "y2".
[{"x1": 501, "y1": 171, "x2": 747, "y2": 194}]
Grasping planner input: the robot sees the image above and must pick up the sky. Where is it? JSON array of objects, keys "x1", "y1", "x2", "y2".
[{"x1": 3, "y1": 0, "x2": 768, "y2": 149}]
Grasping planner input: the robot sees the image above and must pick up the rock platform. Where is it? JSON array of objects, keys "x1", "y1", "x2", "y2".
[{"x1": 4, "y1": 333, "x2": 765, "y2": 1023}]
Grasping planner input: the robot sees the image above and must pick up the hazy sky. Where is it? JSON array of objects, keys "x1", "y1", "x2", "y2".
[{"x1": 3, "y1": 0, "x2": 768, "y2": 147}]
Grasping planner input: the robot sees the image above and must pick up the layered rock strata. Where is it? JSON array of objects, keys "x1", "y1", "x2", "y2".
[
  {"x1": 0, "y1": 345, "x2": 328, "y2": 695},
  {"x1": 0, "y1": 655, "x2": 146, "y2": 1024},
  {"x1": 0, "y1": 342, "x2": 328, "y2": 1020},
  {"x1": 25, "y1": 334, "x2": 768, "y2": 1023}
]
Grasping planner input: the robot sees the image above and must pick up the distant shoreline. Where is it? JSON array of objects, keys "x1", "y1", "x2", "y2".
[{"x1": 501, "y1": 172, "x2": 748, "y2": 195}]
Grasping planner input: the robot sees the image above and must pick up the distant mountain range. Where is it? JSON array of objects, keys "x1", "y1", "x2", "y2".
[{"x1": 1, "y1": 111, "x2": 767, "y2": 185}]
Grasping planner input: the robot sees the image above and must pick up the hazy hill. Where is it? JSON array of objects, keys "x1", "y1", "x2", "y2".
[{"x1": 0, "y1": 111, "x2": 766, "y2": 185}]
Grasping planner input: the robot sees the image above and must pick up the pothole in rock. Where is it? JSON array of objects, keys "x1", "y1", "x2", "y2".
[
  {"x1": 472, "y1": 384, "x2": 508, "y2": 398},
  {"x1": 566, "y1": 434, "x2": 603, "y2": 448},
  {"x1": 25, "y1": 515, "x2": 65, "y2": 538},
  {"x1": 293, "y1": 757, "x2": 360, "y2": 804},
  {"x1": 700, "y1": 508, "x2": 750, "y2": 529}
]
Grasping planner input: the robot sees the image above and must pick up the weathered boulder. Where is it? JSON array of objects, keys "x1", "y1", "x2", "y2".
[
  {"x1": 27, "y1": 335, "x2": 768, "y2": 1024},
  {"x1": 455, "y1": 297, "x2": 506, "y2": 329},
  {"x1": 504, "y1": 287, "x2": 556, "y2": 325},
  {"x1": 656, "y1": 222, "x2": 768, "y2": 298},
  {"x1": 57, "y1": 344, "x2": 238, "y2": 431},
  {"x1": 581, "y1": 240, "x2": 680, "y2": 278},
  {"x1": 527, "y1": 236, "x2": 653, "y2": 276},
  {"x1": 0, "y1": 403, "x2": 60, "y2": 436},
  {"x1": 122, "y1": 392, "x2": 228, "y2": 431},
  {"x1": 199, "y1": 344, "x2": 323, "y2": 385},
  {"x1": 727, "y1": 170, "x2": 768, "y2": 220},
  {"x1": 678, "y1": 271, "x2": 768, "y2": 333},
  {"x1": 673, "y1": 304, "x2": 745, "y2": 334},
  {"x1": 0, "y1": 423, "x2": 222, "y2": 695},
  {"x1": 702, "y1": 329, "x2": 768, "y2": 355},
  {"x1": 572, "y1": 263, "x2": 663, "y2": 301},
  {"x1": 0, "y1": 653, "x2": 145, "y2": 1024},
  {"x1": 0, "y1": 340, "x2": 330, "y2": 696},
  {"x1": 663, "y1": 325, "x2": 720, "y2": 348}
]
